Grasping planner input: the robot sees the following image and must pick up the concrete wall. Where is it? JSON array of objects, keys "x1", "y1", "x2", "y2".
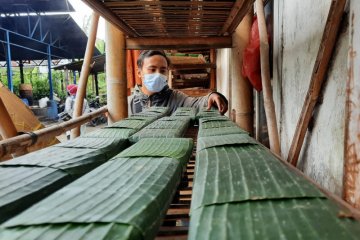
[{"x1": 273, "y1": 0, "x2": 349, "y2": 196}]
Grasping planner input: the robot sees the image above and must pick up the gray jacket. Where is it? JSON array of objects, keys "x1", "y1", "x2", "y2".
[{"x1": 128, "y1": 85, "x2": 212, "y2": 114}]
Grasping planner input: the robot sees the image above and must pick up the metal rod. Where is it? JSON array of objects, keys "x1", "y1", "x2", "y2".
[
  {"x1": 47, "y1": 45, "x2": 54, "y2": 100},
  {"x1": 0, "y1": 40, "x2": 68, "y2": 59},
  {"x1": 5, "y1": 31, "x2": 13, "y2": 92},
  {"x1": 0, "y1": 106, "x2": 108, "y2": 159}
]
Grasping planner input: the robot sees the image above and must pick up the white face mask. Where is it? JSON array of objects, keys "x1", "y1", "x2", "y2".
[{"x1": 143, "y1": 73, "x2": 168, "y2": 92}]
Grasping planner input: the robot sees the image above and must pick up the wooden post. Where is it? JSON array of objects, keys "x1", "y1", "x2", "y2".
[
  {"x1": 209, "y1": 49, "x2": 216, "y2": 90},
  {"x1": 0, "y1": 96, "x2": 17, "y2": 139},
  {"x1": 71, "y1": 13, "x2": 99, "y2": 138},
  {"x1": 344, "y1": 0, "x2": 360, "y2": 208},
  {"x1": 256, "y1": 0, "x2": 280, "y2": 154},
  {"x1": 232, "y1": 12, "x2": 254, "y2": 135},
  {"x1": 105, "y1": 21, "x2": 128, "y2": 124},
  {"x1": 287, "y1": 0, "x2": 346, "y2": 166},
  {"x1": 255, "y1": 91, "x2": 261, "y2": 141}
]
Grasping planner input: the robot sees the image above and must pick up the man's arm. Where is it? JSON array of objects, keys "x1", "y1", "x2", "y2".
[{"x1": 170, "y1": 90, "x2": 228, "y2": 115}]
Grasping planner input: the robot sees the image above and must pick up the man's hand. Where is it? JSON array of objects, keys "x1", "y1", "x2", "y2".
[{"x1": 207, "y1": 93, "x2": 228, "y2": 115}]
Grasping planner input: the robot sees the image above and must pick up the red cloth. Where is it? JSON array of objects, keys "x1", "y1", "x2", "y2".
[
  {"x1": 242, "y1": 16, "x2": 263, "y2": 92},
  {"x1": 66, "y1": 84, "x2": 78, "y2": 95}
]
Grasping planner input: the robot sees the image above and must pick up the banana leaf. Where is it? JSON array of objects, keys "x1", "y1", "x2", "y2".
[
  {"x1": 196, "y1": 109, "x2": 221, "y2": 119},
  {"x1": 2, "y1": 156, "x2": 183, "y2": 240},
  {"x1": 189, "y1": 199, "x2": 360, "y2": 240},
  {"x1": 192, "y1": 143, "x2": 323, "y2": 211},
  {"x1": 82, "y1": 128, "x2": 136, "y2": 139},
  {"x1": 198, "y1": 126, "x2": 248, "y2": 137},
  {"x1": 129, "y1": 117, "x2": 190, "y2": 143},
  {"x1": 200, "y1": 120, "x2": 237, "y2": 129},
  {"x1": 0, "y1": 166, "x2": 72, "y2": 223},
  {"x1": 106, "y1": 119, "x2": 149, "y2": 130},
  {"x1": 55, "y1": 137, "x2": 128, "y2": 158},
  {"x1": 171, "y1": 107, "x2": 197, "y2": 120},
  {"x1": 197, "y1": 134, "x2": 258, "y2": 151},
  {"x1": 0, "y1": 223, "x2": 142, "y2": 240},
  {"x1": 118, "y1": 138, "x2": 193, "y2": 166}
]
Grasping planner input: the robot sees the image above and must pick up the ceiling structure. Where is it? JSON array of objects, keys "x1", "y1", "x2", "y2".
[{"x1": 82, "y1": 0, "x2": 255, "y2": 50}]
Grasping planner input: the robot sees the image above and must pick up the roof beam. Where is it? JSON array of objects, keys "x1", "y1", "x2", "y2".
[
  {"x1": 81, "y1": 0, "x2": 139, "y2": 37},
  {"x1": 126, "y1": 37, "x2": 232, "y2": 50},
  {"x1": 219, "y1": 0, "x2": 254, "y2": 36}
]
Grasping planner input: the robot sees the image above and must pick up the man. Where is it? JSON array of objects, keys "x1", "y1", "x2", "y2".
[{"x1": 129, "y1": 50, "x2": 228, "y2": 114}]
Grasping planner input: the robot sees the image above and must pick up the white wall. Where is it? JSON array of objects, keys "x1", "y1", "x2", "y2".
[
  {"x1": 216, "y1": 48, "x2": 232, "y2": 117},
  {"x1": 273, "y1": 0, "x2": 349, "y2": 196}
]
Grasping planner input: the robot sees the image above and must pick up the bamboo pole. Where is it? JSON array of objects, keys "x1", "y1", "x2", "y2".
[
  {"x1": 343, "y1": 0, "x2": 358, "y2": 208},
  {"x1": 0, "y1": 106, "x2": 108, "y2": 159},
  {"x1": 71, "y1": 13, "x2": 99, "y2": 138},
  {"x1": 232, "y1": 11, "x2": 254, "y2": 135},
  {"x1": 209, "y1": 49, "x2": 216, "y2": 90},
  {"x1": 105, "y1": 21, "x2": 128, "y2": 124},
  {"x1": 287, "y1": 0, "x2": 346, "y2": 166},
  {"x1": 255, "y1": 0, "x2": 280, "y2": 154},
  {"x1": 0, "y1": 96, "x2": 17, "y2": 139}
]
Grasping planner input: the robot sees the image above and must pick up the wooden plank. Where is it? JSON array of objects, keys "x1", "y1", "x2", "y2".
[
  {"x1": 82, "y1": 0, "x2": 138, "y2": 37},
  {"x1": 170, "y1": 63, "x2": 215, "y2": 71},
  {"x1": 220, "y1": 0, "x2": 254, "y2": 35},
  {"x1": 126, "y1": 37, "x2": 232, "y2": 50},
  {"x1": 287, "y1": 0, "x2": 346, "y2": 166},
  {"x1": 209, "y1": 49, "x2": 216, "y2": 90},
  {"x1": 105, "y1": 1, "x2": 234, "y2": 7},
  {"x1": 344, "y1": 0, "x2": 360, "y2": 208}
]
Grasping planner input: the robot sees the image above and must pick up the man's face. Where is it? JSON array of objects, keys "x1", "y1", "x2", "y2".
[
  {"x1": 138, "y1": 54, "x2": 169, "y2": 95},
  {"x1": 138, "y1": 55, "x2": 169, "y2": 79}
]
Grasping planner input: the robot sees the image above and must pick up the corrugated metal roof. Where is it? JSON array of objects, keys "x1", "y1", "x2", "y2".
[{"x1": 0, "y1": 0, "x2": 74, "y2": 14}]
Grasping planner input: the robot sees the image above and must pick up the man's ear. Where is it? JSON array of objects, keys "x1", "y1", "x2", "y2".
[{"x1": 137, "y1": 69, "x2": 142, "y2": 79}]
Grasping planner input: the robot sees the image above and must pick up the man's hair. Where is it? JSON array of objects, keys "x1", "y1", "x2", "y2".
[{"x1": 137, "y1": 50, "x2": 171, "y2": 69}]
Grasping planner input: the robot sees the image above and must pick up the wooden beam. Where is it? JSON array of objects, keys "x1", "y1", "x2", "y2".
[
  {"x1": 81, "y1": 0, "x2": 138, "y2": 37},
  {"x1": 170, "y1": 63, "x2": 215, "y2": 71},
  {"x1": 256, "y1": 0, "x2": 280, "y2": 154},
  {"x1": 71, "y1": 13, "x2": 99, "y2": 139},
  {"x1": 104, "y1": 1, "x2": 234, "y2": 7},
  {"x1": 126, "y1": 37, "x2": 232, "y2": 50},
  {"x1": 106, "y1": 22, "x2": 128, "y2": 124},
  {"x1": 344, "y1": 0, "x2": 360, "y2": 208},
  {"x1": 220, "y1": 0, "x2": 254, "y2": 36},
  {"x1": 287, "y1": 0, "x2": 346, "y2": 166}
]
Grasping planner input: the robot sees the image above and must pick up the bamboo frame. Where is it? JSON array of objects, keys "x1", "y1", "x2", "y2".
[
  {"x1": 287, "y1": 0, "x2": 346, "y2": 166},
  {"x1": 71, "y1": 13, "x2": 99, "y2": 138},
  {"x1": 105, "y1": 21, "x2": 128, "y2": 124},
  {"x1": 126, "y1": 37, "x2": 232, "y2": 50},
  {"x1": 0, "y1": 106, "x2": 108, "y2": 159},
  {"x1": 255, "y1": 0, "x2": 280, "y2": 154}
]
